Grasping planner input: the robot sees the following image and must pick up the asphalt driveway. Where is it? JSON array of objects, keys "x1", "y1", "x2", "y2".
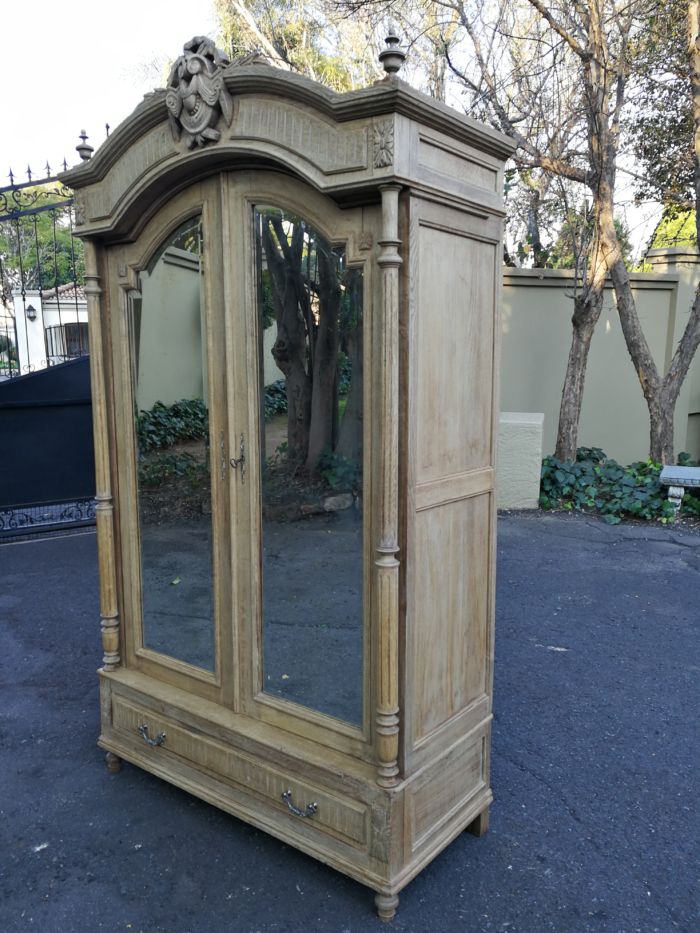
[{"x1": 0, "y1": 512, "x2": 698, "y2": 932}]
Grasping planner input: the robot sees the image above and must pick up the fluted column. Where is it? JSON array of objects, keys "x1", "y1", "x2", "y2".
[
  {"x1": 375, "y1": 184, "x2": 402, "y2": 788},
  {"x1": 84, "y1": 241, "x2": 120, "y2": 670}
]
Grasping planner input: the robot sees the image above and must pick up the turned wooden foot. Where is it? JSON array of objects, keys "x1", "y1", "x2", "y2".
[
  {"x1": 375, "y1": 892, "x2": 399, "y2": 922},
  {"x1": 466, "y1": 807, "x2": 489, "y2": 837},
  {"x1": 105, "y1": 751, "x2": 122, "y2": 773}
]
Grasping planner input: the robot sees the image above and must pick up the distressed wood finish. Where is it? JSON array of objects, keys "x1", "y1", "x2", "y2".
[
  {"x1": 64, "y1": 58, "x2": 512, "y2": 920},
  {"x1": 84, "y1": 241, "x2": 120, "y2": 672},
  {"x1": 375, "y1": 184, "x2": 402, "y2": 788}
]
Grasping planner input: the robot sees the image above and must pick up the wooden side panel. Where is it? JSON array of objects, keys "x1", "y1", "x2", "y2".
[
  {"x1": 412, "y1": 496, "x2": 490, "y2": 741},
  {"x1": 403, "y1": 197, "x2": 501, "y2": 769},
  {"x1": 414, "y1": 225, "x2": 497, "y2": 484},
  {"x1": 408, "y1": 732, "x2": 485, "y2": 852}
]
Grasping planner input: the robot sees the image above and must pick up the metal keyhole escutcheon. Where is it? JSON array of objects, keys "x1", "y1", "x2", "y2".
[{"x1": 230, "y1": 433, "x2": 246, "y2": 483}]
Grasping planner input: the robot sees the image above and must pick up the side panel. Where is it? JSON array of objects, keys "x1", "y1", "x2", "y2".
[{"x1": 403, "y1": 196, "x2": 501, "y2": 773}]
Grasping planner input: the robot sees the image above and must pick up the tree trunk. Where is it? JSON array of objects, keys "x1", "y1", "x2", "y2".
[
  {"x1": 554, "y1": 296, "x2": 603, "y2": 460},
  {"x1": 648, "y1": 393, "x2": 676, "y2": 465},
  {"x1": 262, "y1": 218, "x2": 312, "y2": 466},
  {"x1": 554, "y1": 230, "x2": 608, "y2": 461},
  {"x1": 336, "y1": 324, "x2": 363, "y2": 463},
  {"x1": 305, "y1": 249, "x2": 340, "y2": 472}
]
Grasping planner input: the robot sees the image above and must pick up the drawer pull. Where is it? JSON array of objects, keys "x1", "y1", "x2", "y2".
[
  {"x1": 138, "y1": 724, "x2": 166, "y2": 747},
  {"x1": 282, "y1": 789, "x2": 318, "y2": 819}
]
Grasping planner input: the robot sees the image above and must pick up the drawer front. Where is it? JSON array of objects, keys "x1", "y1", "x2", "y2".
[{"x1": 111, "y1": 697, "x2": 368, "y2": 848}]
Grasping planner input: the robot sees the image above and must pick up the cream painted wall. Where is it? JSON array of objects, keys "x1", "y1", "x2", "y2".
[
  {"x1": 501, "y1": 249, "x2": 700, "y2": 463},
  {"x1": 131, "y1": 243, "x2": 700, "y2": 465},
  {"x1": 136, "y1": 247, "x2": 204, "y2": 411}
]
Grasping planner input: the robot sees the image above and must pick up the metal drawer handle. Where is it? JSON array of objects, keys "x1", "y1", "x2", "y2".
[
  {"x1": 138, "y1": 724, "x2": 166, "y2": 747},
  {"x1": 282, "y1": 789, "x2": 318, "y2": 819}
]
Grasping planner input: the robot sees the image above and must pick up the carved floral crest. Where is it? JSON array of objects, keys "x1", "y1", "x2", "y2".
[{"x1": 165, "y1": 37, "x2": 234, "y2": 148}]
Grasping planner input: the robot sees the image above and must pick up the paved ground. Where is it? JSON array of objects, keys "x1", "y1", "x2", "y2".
[{"x1": 0, "y1": 512, "x2": 698, "y2": 932}]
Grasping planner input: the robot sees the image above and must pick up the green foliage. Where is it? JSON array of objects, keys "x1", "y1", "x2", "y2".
[
  {"x1": 264, "y1": 379, "x2": 288, "y2": 420},
  {"x1": 627, "y1": 0, "x2": 692, "y2": 210},
  {"x1": 136, "y1": 399, "x2": 208, "y2": 453},
  {"x1": 0, "y1": 334, "x2": 17, "y2": 360},
  {"x1": 138, "y1": 452, "x2": 208, "y2": 489},
  {"x1": 649, "y1": 210, "x2": 696, "y2": 249},
  {"x1": 540, "y1": 448, "x2": 680, "y2": 523},
  {"x1": 316, "y1": 447, "x2": 360, "y2": 491},
  {"x1": 0, "y1": 187, "x2": 85, "y2": 300}
]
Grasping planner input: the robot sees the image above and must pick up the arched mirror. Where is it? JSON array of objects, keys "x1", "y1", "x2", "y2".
[
  {"x1": 129, "y1": 214, "x2": 216, "y2": 672},
  {"x1": 254, "y1": 205, "x2": 364, "y2": 726}
]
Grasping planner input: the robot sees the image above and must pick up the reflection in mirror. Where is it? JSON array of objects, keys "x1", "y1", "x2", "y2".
[
  {"x1": 255, "y1": 206, "x2": 364, "y2": 725},
  {"x1": 130, "y1": 214, "x2": 215, "y2": 671}
]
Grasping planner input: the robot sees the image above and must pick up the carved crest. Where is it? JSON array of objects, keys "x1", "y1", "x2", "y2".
[
  {"x1": 165, "y1": 37, "x2": 234, "y2": 148},
  {"x1": 373, "y1": 120, "x2": 394, "y2": 168}
]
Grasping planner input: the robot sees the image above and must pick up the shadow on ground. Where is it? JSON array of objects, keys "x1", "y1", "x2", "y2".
[{"x1": 0, "y1": 512, "x2": 698, "y2": 932}]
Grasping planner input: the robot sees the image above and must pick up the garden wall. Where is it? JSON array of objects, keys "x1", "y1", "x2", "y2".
[{"x1": 501, "y1": 247, "x2": 700, "y2": 463}]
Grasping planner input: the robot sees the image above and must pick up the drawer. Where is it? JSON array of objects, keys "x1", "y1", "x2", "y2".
[{"x1": 111, "y1": 696, "x2": 369, "y2": 849}]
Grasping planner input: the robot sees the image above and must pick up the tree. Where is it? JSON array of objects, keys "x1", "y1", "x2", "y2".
[
  {"x1": 341, "y1": 0, "x2": 700, "y2": 463},
  {"x1": 258, "y1": 208, "x2": 363, "y2": 475},
  {"x1": 215, "y1": 0, "x2": 381, "y2": 89},
  {"x1": 629, "y1": 0, "x2": 693, "y2": 213},
  {"x1": 0, "y1": 186, "x2": 84, "y2": 304}
]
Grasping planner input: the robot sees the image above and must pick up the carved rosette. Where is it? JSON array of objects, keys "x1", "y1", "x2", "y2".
[
  {"x1": 72, "y1": 191, "x2": 86, "y2": 226},
  {"x1": 373, "y1": 120, "x2": 394, "y2": 168},
  {"x1": 166, "y1": 37, "x2": 234, "y2": 148}
]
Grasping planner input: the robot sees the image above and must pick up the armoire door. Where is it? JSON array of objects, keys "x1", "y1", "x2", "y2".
[
  {"x1": 222, "y1": 172, "x2": 379, "y2": 761},
  {"x1": 107, "y1": 179, "x2": 235, "y2": 706},
  {"x1": 107, "y1": 172, "x2": 379, "y2": 755}
]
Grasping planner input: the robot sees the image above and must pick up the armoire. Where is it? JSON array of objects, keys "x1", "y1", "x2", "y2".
[{"x1": 62, "y1": 36, "x2": 512, "y2": 920}]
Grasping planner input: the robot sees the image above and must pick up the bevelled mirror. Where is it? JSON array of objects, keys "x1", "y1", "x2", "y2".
[
  {"x1": 129, "y1": 215, "x2": 216, "y2": 672},
  {"x1": 254, "y1": 205, "x2": 364, "y2": 725}
]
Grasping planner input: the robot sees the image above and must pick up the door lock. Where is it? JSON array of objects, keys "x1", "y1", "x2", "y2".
[{"x1": 230, "y1": 433, "x2": 246, "y2": 483}]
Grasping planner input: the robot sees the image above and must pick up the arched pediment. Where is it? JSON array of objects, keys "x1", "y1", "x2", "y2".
[{"x1": 62, "y1": 56, "x2": 513, "y2": 240}]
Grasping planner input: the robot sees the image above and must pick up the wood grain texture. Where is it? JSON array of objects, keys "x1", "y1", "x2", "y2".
[
  {"x1": 411, "y1": 496, "x2": 490, "y2": 741},
  {"x1": 84, "y1": 240, "x2": 120, "y2": 671},
  {"x1": 72, "y1": 79, "x2": 507, "y2": 917},
  {"x1": 415, "y1": 224, "x2": 496, "y2": 483},
  {"x1": 375, "y1": 184, "x2": 402, "y2": 788}
]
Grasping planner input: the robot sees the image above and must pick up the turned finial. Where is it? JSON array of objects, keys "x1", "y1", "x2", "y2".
[
  {"x1": 379, "y1": 25, "x2": 406, "y2": 75},
  {"x1": 76, "y1": 130, "x2": 94, "y2": 162}
]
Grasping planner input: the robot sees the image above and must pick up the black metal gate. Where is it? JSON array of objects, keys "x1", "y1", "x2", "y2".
[
  {"x1": 0, "y1": 164, "x2": 94, "y2": 536},
  {"x1": 0, "y1": 357, "x2": 95, "y2": 536}
]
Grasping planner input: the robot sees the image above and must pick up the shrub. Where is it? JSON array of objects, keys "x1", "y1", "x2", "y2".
[
  {"x1": 136, "y1": 399, "x2": 208, "y2": 453},
  {"x1": 539, "y1": 448, "x2": 684, "y2": 524},
  {"x1": 317, "y1": 448, "x2": 360, "y2": 491}
]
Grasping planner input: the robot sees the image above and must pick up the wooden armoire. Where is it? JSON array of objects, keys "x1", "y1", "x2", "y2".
[{"x1": 63, "y1": 37, "x2": 512, "y2": 920}]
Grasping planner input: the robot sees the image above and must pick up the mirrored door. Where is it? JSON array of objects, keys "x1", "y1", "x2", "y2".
[
  {"x1": 225, "y1": 172, "x2": 377, "y2": 750},
  {"x1": 112, "y1": 180, "x2": 232, "y2": 700}
]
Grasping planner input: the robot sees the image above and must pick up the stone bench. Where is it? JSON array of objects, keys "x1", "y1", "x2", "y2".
[{"x1": 659, "y1": 465, "x2": 700, "y2": 514}]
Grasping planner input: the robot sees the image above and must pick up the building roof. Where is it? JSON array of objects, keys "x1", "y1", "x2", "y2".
[{"x1": 42, "y1": 282, "x2": 86, "y2": 302}]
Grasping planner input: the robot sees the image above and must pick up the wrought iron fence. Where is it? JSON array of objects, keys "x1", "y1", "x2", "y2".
[
  {"x1": 0, "y1": 163, "x2": 86, "y2": 379},
  {"x1": 0, "y1": 144, "x2": 97, "y2": 536}
]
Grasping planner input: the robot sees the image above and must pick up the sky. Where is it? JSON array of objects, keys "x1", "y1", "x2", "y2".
[
  {"x1": 4, "y1": 0, "x2": 660, "y2": 259},
  {"x1": 3, "y1": 0, "x2": 218, "y2": 181}
]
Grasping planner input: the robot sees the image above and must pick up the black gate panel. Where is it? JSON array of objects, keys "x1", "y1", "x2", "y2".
[{"x1": 0, "y1": 357, "x2": 95, "y2": 534}]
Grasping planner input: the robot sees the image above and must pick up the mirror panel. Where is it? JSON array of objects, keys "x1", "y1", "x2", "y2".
[
  {"x1": 255, "y1": 206, "x2": 364, "y2": 725},
  {"x1": 130, "y1": 215, "x2": 216, "y2": 671}
]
